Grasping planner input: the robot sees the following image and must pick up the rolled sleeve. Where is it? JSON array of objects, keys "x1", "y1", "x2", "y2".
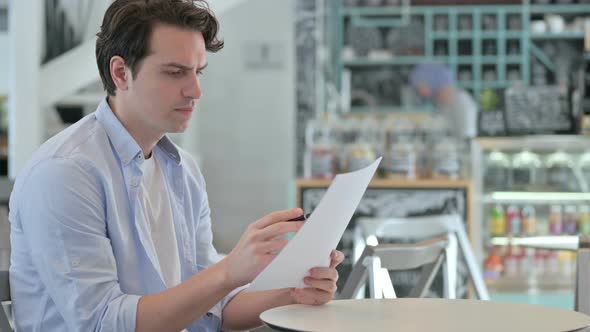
[
  {"x1": 220, "y1": 284, "x2": 249, "y2": 309},
  {"x1": 15, "y1": 158, "x2": 138, "y2": 331}
]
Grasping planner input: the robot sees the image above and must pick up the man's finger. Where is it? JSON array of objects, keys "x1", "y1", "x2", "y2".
[
  {"x1": 309, "y1": 267, "x2": 338, "y2": 281},
  {"x1": 329, "y1": 250, "x2": 345, "y2": 269},
  {"x1": 253, "y1": 208, "x2": 303, "y2": 229},
  {"x1": 254, "y1": 221, "x2": 304, "y2": 241},
  {"x1": 304, "y1": 277, "x2": 337, "y2": 294}
]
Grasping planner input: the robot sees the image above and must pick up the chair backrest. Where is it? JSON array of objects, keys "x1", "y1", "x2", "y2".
[
  {"x1": 359, "y1": 214, "x2": 465, "y2": 241},
  {"x1": 355, "y1": 214, "x2": 490, "y2": 300},
  {"x1": 339, "y1": 237, "x2": 448, "y2": 300},
  {"x1": 0, "y1": 270, "x2": 12, "y2": 332}
]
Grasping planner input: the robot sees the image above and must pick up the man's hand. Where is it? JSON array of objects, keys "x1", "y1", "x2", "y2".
[
  {"x1": 220, "y1": 208, "x2": 305, "y2": 289},
  {"x1": 291, "y1": 249, "x2": 345, "y2": 305}
]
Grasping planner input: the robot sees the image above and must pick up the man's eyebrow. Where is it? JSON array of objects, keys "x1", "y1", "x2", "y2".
[
  {"x1": 162, "y1": 62, "x2": 192, "y2": 70},
  {"x1": 162, "y1": 62, "x2": 208, "y2": 71}
]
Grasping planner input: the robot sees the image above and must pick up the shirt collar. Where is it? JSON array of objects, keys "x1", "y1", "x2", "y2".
[{"x1": 95, "y1": 97, "x2": 182, "y2": 166}]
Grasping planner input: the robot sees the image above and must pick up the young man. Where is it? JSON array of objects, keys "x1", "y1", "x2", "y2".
[{"x1": 9, "y1": 1, "x2": 343, "y2": 331}]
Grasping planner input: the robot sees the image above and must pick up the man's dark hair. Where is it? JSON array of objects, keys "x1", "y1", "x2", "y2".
[{"x1": 96, "y1": 0, "x2": 223, "y2": 96}]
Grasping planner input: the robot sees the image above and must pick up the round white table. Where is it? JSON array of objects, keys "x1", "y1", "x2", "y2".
[{"x1": 260, "y1": 298, "x2": 590, "y2": 332}]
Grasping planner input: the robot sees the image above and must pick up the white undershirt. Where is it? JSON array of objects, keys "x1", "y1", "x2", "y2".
[{"x1": 139, "y1": 155, "x2": 182, "y2": 289}]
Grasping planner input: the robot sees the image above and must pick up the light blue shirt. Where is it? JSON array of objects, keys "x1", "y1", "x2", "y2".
[{"x1": 9, "y1": 98, "x2": 243, "y2": 331}]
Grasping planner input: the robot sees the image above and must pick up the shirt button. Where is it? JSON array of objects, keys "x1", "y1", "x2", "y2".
[
  {"x1": 131, "y1": 178, "x2": 140, "y2": 187},
  {"x1": 137, "y1": 155, "x2": 143, "y2": 160}
]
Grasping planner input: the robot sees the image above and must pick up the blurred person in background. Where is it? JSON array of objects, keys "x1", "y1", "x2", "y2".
[{"x1": 410, "y1": 62, "x2": 478, "y2": 139}]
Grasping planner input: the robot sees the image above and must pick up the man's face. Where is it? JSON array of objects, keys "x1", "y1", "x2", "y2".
[{"x1": 124, "y1": 23, "x2": 207, "y2": 136}]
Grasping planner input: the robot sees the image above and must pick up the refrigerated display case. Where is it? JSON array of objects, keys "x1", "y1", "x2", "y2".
[{"x1": 472, "y1": 135, "x2": 590, "y2": 308}]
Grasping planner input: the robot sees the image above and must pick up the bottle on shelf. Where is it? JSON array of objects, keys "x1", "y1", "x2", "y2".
[
  {"x1": 506, "y1": 205, "x2": 522, "y2": 236},
  {"x1": 504, "y1": 243, "x2": 519, "y2": 278},
  {"x1": 558, "y1": 251, "x2": 574, "y2": 279},
  {"x1": 521, "y1": 205, "x2": 537, "y2": 236},
  {"x1": 483, "y1": 245, "x2": 504, "y2": 280},
  {"x1": 545, "y1": 251, "x2": 559, "y2": 277},
  {"x1": 533, "y1": 249, "x2": 546, "y2": 279},
  {"x1": 579, "y1": 205, "x2": 590, "y2": 236},
  {"x1": 489, "y1": 204, "x2": 506, "y2": 237},
  {"x1": 563, "y1": 205, "x2": 578, "y2": 235},
  {"x1": 519, "y1": 248, "x2": 534, "y2": 279},
  {"x1": 549, "y1": 205, "x2": 563, "y2": 235}
]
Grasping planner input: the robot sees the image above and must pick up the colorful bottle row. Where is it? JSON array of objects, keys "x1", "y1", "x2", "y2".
[
  {"x1": 484, "y1": 245, "x2": 576, "y2": 281},
  {"x1": 488, "y1": 204, "x2": 590, "y2": 237}
]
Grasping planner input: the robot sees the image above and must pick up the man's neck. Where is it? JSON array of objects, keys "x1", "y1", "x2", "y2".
[{"x1": 107, "y1": 96, "x2": 162, "y2": 158}]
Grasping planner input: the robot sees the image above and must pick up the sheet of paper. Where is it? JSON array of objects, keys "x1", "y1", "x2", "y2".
[{"x1": 247, "y1": 157, "x2": 382, "y2": 292}]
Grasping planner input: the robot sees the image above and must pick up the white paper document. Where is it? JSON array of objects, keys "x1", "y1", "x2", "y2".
[{"x1": 247, "y1": 157, "x2": 382, "y2": 292}]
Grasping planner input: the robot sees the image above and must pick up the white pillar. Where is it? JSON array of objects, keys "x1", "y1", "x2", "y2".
[{"x1": 8, "y1": 0, "x2": 44, "y2": 178}]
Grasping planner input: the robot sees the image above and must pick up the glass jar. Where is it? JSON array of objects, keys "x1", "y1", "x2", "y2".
[
  {"x1": 304, "y1": 117, "x2": 339, "y2": 179},
  {"x1": 384, "y1": 139, "x2": 417, "y2": 180},
  {"x1": 384, "y1": 116, "x2": 416, "y2": 149},
  {"x1": 347, "y1": 143, "x2": 377, "y2": 172},
  {"x1": 545, "y1": 151, "x2": 578, "y2": 192},
  {"x1": 511, "y1": 150, "x2": 542, "y2": 191},
  {"x1": 484, "y1": 150, "x2": 512, "y2": 191},
  {"x1": 342, "y1": 117, "x2": 382, "y2": 172},
  {"x1": 431, "y1": 138, "x2": 461, "y2": 180}
]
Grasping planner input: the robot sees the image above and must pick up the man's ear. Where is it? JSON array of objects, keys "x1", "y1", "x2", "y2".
[{"x1": 110, "y1": 56, "x2": 130, "y2": 92}]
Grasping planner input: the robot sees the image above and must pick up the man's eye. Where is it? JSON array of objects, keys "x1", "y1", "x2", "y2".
[
  {"x1": 197, "y1": 70, "x2": 204, "y2": 77},
  {"x1": 167, "y1": 71, "x2": 184, "y2": 77}
]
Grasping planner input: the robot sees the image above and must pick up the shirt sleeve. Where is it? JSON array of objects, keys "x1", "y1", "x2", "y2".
[{"x1": 15, "y1": 157, "x2": 140, "y2": 332}]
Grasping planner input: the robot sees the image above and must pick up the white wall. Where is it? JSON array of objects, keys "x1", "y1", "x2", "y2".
[
  {"x1": 186, "y1": 0, "x2": 296, "y2": 253},
  {"x1": 0, "y1": 32, "x2": 9, "y2": 95}
]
